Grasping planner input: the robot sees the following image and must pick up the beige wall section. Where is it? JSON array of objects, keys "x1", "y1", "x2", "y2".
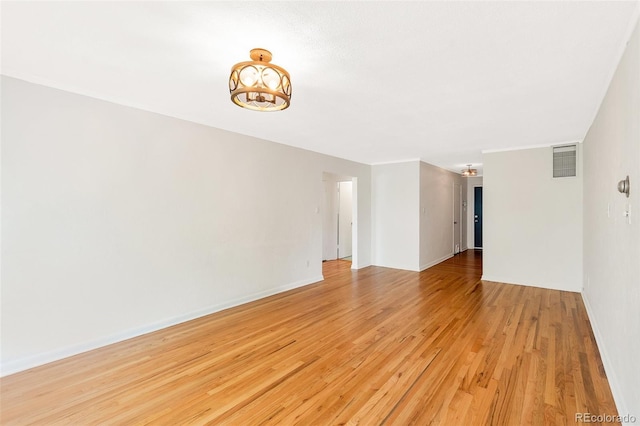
[
  {"x1": 371, "y1": 161, "x2": 420, "y2": 271},
  {"x1": 465, "y1": 176, "x2": 483, "y2": 249},
  {"x1": 1, "y1": 76, "x2": 372, "y2": 375},
  {"x1": 482, "y1": 146, "x2": 583, "y2": 291},
  {"x1": 582, "y1": 17, "x2": 639, "y2": 418},
  {"x1": 419, "y1": 161, "x2": 463, "y2": 270}
]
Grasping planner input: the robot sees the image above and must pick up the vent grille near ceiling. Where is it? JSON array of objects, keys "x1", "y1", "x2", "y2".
[{"x1": 553, "y1": 145, "x2": 577, "y2": 178}]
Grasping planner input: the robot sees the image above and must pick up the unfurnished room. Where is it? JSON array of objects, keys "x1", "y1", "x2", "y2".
[{"x1": 1, "y1": 1, "x2": 639, "y2": 424}]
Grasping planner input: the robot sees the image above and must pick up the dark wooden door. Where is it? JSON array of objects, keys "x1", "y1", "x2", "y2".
[{"x1": 474, "y1": 187, "x2": 483, "y2": 248}]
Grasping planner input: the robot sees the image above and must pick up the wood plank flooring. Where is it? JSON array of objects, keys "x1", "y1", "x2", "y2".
[{"x1": 1, "y1": 251, "x2": 618, "y2": 425}]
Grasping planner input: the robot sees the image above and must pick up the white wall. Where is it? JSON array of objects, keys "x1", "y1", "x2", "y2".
[
  {"x1": 419, "y1": 162, "x2": 463, "y2": 270},
  {"x1": 0, "y1": 76, "x2": 372, "y2": 375},
  {"x1": 338, "y1": 181, "x2": 353, "y2": 259},
  {"x1": 371, "y1": 161, "x2": 420, "y2": 271},
  {"x1": 322, "y1": 179, "x2": 338, "y2": 261},
  {"x1": 482, "y1": 146, "x2": 583, "y2": 291},
  {"x1": 465, "y1": 176, "x2": 483, "y2": 249},
  {"x1": 371, "y1": 160, "x2": 464, "y2": 272},
  {"x1": 582, "y1": 17, "x2": 640, "y2": 418},
  {"x1": 322, "y1": 173, "x2": 343, "y2": 261}
]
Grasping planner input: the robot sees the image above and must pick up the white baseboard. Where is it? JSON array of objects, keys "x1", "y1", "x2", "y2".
[
  {"x1": 371, "y1": 261, "x2": 420, "y2": 272},
  {"x1": 480, "y1": 275, "x2": 580, "y2": 293},
  {"x1": 0, "y1": 275, "x2": 324, "y2": 377},
  {"x1": 420, "y1": 253, "x2": 453, "y2": 271},
  {"x1": 477, "y1": 280, "x2": 631, "y2": 422},
  {"x1": 581, "y1": 292, "x2": 630, "y2": 424}
]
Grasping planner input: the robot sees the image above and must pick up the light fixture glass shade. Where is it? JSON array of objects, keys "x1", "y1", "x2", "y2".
[
  {"x1": 461, "y1": 164, "x2": 477, "y2": 177},
  {"x1": 229, "y1": 48, "x2": 291, "y2": 112}
]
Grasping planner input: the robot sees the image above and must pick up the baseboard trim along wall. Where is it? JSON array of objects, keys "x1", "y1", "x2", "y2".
[
  {"x1": 480, "y1": 275, "x2": 580, "y2": 293},
  {"x1": 420, "y1": 254, "x2": 453, "y2": 272},
  {"x1": 581, "y1": 293, "x2": 629, "y2": 424},
  {"x1": 0, "y1": 275, "x2": 324, "y2": 377}
]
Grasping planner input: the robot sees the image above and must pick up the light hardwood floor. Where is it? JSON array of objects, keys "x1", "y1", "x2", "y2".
[{"x1": 1, "y1": 251, "x2": 618, "y2": 425}]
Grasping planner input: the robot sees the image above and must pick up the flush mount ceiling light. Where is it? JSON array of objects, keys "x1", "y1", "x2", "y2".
[
  {"x1": 229, "y1": 48, "x2": 291, "y2": 112},
  {"x1": 461, "y1": 164, "x2": 477, "y2": 177}
]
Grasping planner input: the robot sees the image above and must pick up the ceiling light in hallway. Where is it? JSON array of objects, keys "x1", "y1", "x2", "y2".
[{"x1": 461, "y1": 164, "x2": 478, "y2": 177}]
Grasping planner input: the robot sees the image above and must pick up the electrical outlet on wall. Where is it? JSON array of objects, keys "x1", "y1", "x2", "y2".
[{"x1": 624, "y1": 203, "x2": 631, "y2": 224}]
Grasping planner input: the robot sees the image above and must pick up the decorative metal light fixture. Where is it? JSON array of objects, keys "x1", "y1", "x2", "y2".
[
  {"x1": 229, "y1": 48, "x2": 292, "y2": 112},
  {"x1": 461, "y1": 164, "x2": 477, "y2": 177}
]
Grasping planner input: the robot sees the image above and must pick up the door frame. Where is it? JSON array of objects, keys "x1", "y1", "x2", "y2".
[
  {"x1": 322, "y1": 173, "x2": 359, "y2": 269},
  {"x1": 453, "y1": 182, "x2": 462, "y2": 254},
  {"x1": 337, "y1": 180, "x2": 353, "y2": 259},
  {"x1": 473, "y1": 186, "x2": 483, "y2": 249}
]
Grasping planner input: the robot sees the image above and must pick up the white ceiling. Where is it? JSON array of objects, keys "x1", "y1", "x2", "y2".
[{"x1": 2, "y1": 1, "x2": 639, "y2": 175}]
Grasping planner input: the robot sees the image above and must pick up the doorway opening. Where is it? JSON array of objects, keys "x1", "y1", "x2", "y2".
[
  {"x1": 453, "y1": 183, "x2": 462, "y2": 254},
  {"x1": 337, "y1": 181, "x2": 353, "y2": 260},
  {"x1": 322, "y1": 172, "x2": 358, "y2": 268}
]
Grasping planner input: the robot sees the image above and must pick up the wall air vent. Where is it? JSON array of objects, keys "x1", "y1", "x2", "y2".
[{"x1": 552, "y1": 145, "x2": 577, "y2": 178}]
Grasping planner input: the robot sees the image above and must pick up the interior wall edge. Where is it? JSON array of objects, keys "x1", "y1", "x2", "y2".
[
  {"x1": 480, "y1": 276, "x2": 581, "y2": 293},
  {"x1": 419, "y1": 253, "x2": 454, "y2": 272},
  {"x1": 581, "y1": 292, "x2": 628, "y2": 419}
]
